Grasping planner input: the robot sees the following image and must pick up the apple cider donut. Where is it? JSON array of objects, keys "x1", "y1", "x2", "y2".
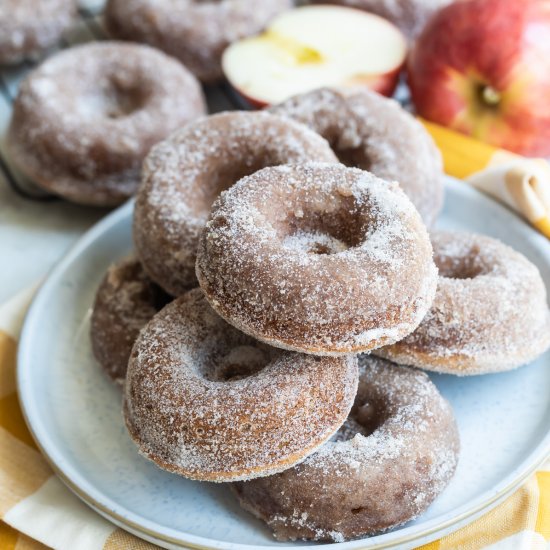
[
  {"x1": 311, "y1": 0, "x2": 453, "y2": 40},
  {"x1": 8, "y1": 42, "x2": 206, "y2": 206},
  {"x1": 232, "y1": 355, "x2": 459, "y2": 542},
  {"x1": 124, "y1": 288, "x2": 359, "y2": 482},
  {"x1": 91, "y1": 255, "x2": 172, "y2": 385},
  {"x1": 0, "y1": 0, "x2": 76, "y2": 65},
  {"x1": 134, "y1": 111, "x2": 338, "y2": 296},
  {"x1": 376, "y1": 231, "x2": 550, "y2": 374},
  {"x1": 270, "y1": 87, "x2": 444, "y2": 227},
  {"x1": 196, "y1": 163, "x2": 438, "y2": 355},
  {"x1": 105, "y1": 0, "x2": 292, "y2": 83}
]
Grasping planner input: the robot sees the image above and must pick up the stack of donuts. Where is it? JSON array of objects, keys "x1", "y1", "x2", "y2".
[
  {"x1": 90, "y1": 87, "x2": 550, "y2": 542},
  {"x1": 5, "y1": 1, "x2": 550, "y2": 544}
]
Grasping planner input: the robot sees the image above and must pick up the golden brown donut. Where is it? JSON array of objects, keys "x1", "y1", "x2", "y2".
[
  {"x1": 8, "y1": 42, "x2": 206, "y2": 206},
  {"x1": 0, "y1": 0, "x2": 76, "y2": 64},
  {"x1": 270, "y1": 87, "x2": 444, "y2": 227},
  {"x1": 124, "y1": 288, "x2": 359, "y2": 482},
  {"x1": 134, "y1": 111, "x2": 338, "y2": 296},
  {"x1": 196, "y1": 163, "x2": 438, "y2": 355},
  {"x1": 311, "y1": 0, "x2": 453, "y2": 40},
  {"x1": 232, "y1": 355, "x2": 460, "y2": 542},
  {"x1": 90, "y1": 255, "x2": 171, "y2": 385},
  {"x1": 105, "y1": 0, "x2": 292, "y2": 83},
  {"x1": 376, "y1": 231, "x2": 550, "y2": 374}
]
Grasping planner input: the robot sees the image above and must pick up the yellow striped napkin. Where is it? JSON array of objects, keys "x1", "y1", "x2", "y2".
[
  {"x1": 0, "y1": 286, "x2": 548, "y2": 549},
  {"x1": 422, "y1": 120, "x2": 550, "y2": 239}
]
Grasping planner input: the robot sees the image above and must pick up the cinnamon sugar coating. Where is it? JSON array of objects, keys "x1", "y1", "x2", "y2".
[
  {"x1": 196, "y1": 163, "x2": 438, "y2": 355},
  {"x1": 232, "y1": 355, "x2": 459, "y2": 542},
  {"x1": 0, "y1": 0, "x2": 76, "y2": 65},
  {"x1": 90, "y1": 256, "x2": 172, "y2": 385},
  {"x1": 105, "y1": 0, "x2": 292, "y2": 83},
  {"x1": 310, "y1": 0, "x2": 453, "y2": 40},
  {"x1": 124, "y1": 288, "x2": 359, "y2": 482},
  {"x1": 270, "y1": 87, "x2": 444, "y2": 227},
  {"x1": 134, "y1": 111, "x2": 338, "y2": 296},
  {"x1": 377, "y1": 231, "x2": 550, "y2": 374},
  {"x1": 8, "y1": 42, "x2": 206, "y2": 206}
]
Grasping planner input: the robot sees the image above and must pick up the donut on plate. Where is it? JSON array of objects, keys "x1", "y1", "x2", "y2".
[
  {"x1": 0, "y1": 0, "x2": 76, "y2": 65},
  {"x1": 124, "y1": 288, "x2": 359, "y2": 482},
  {"x1": 134, "y1": 110, "x2": 338, "y2": 296},
  {"x1": 232, "y1": 355, "x2": 460, "y2": 542},
  {"x1": 376, "y1": 231, "x2": 550, "y2": 374},
  {"x1": 196, "y1": 163, "x2": 438, "y2": 355},
  {"x1": 91, "y1": 255, "x2": 172, "y2": 385},
  {"x1": 310, "y1": 0, "x2": 453, "y2": 40},
  {"x1": 270, "y1": 87, "x2": 444, "y2": 227},
  {"x1": 8, "y1": 42, "x2": 206, "y2": 206},
  {"x1": 105, "y1": 0, "x2": 292, "y2": 83}
]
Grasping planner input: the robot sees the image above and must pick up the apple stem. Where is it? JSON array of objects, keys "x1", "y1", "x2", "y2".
[{"x1": 481, "y1": 85, "x2": 501, "y2": 106}]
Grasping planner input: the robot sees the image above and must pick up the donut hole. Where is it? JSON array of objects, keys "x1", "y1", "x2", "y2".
[
  {"x1": 283, "y1": 230, "x2": 350, "y2": 255},
  {"x1": 151, "y1": 284, "x2": 172, "y2": 311},
  {"x1": 277, "y1": 197, "x2": 371, "y2": 255},
  {"x1": 333, "y1": 399, "x2": 386, "y2": 442},
  {"x1": 79, "y1": 78, "x2": 150, "y2": 120},
  {"x1": 332, "y1": 143, "x2": 372, "y2": 171},
  {"x1": 208, "y1": 345, "x2": 269, "y2": 382},
  {"x1": 191, "y1": 160, "x2": 283, "y2": 219},
  {"x1": 436, "y1": 247, "x2": 488, "y2": 280},
  {"x1": 309, "y1": 120, "x2": 372, "y2": 171}
]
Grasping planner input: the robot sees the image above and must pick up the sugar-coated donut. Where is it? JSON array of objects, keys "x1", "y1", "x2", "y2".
[
  {"x1": 124, "y1": 288, "x2": 359, "y2": 482},
  {"x1": 105, "y1": 0, "x2": 292, "y2": 83},
  {"x1": 232, "y1": 355, "x2": 459, "y2": 542},
  {"x1": 91, "y1": 255, "x2": 171, "y2": 385},
  {"x1": 0, "y1": 0, "x2": 76, "y2": 65},
  {"x1": 311, "y1": 0, "x2": 453, "y2": 40},
  {"x1": 134, "y1": 111, "x2": 338, "y2": 296},
  {"x1": 270, "y1": 87, "x2": 443, "y2": 227},
  {"x1": 8, "y1": 42, "x2": 206, "y2": 206},
  {"x1": 196, "y1": 163, "x2": 438, "y2": 355},
  {"x1": 377, "y1": 231, "x2": 550, "y2": 374}
]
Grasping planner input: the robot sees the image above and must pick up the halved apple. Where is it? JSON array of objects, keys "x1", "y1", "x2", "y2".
[{"x1": 222, "y1": 5, "x2": 407, "y2": 108}]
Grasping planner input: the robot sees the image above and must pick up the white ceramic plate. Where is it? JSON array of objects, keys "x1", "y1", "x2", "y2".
[{"x1": 18, "y1": 179, "x2": 550, "y2": 550}]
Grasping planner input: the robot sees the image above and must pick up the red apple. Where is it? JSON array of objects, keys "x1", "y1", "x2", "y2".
[
  {"x1": 222, "y1": 5, "x2": 407, "y2": 108},
  {"x1": 408, "y1": 0, "x2": 550, "y2": 157}
]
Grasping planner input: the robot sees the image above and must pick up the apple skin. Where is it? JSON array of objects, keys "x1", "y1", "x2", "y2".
[{"x1": 408, "y1": 0, "x2": 550, "y2": 157}]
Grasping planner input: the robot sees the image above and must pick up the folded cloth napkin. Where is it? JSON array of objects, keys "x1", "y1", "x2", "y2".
[
  {"x1": 422, "y1": 120, "x2": 550, "y2": 239},
  {"x1": 0, "y1": 286, "x2": 549, "y2": 549}
]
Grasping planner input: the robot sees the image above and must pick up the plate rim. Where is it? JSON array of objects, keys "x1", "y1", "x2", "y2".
[{"x1": 17, "y1": 181, "x2": 550, "y2": 550}]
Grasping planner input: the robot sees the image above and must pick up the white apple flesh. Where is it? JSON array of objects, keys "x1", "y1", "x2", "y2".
[{"x1": 222, "y1": 5, "x2": 407, "y2": 108}]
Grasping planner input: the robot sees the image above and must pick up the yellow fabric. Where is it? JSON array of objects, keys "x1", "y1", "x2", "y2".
[
  {"x1": 421, "y1": 120, "x2": 550, "y2": 240},
  {"x1": 0, "y1": 522, "x2": 49, "y2": 550},
  {"x1": 535, "y1": 471, "x2": 550, "y2": 539},
  {"x1": 421, "y1": 120, "x2": 498, "y2": 179}
]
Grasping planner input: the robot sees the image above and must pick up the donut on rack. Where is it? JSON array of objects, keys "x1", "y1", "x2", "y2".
[
  {"x1": 105, "y1": 0, "x2": 292, "y2": 83},
  {"x1": 0, "y1": 0, "x2": 76, "y2": 65},
  {"x1": 8, "y1": 42, "x2": 206, "y2": 206},
  {"x1": 376, "y1": 231, "x2": 550, "y2": 374},
  {"x1": 270, "y1": 87, "x2": 444, "y2": 227},
  {"x1": 196, "y1": 163, "x2": 438, "y2": 355},
  {"x1": 124, "y1": 288, "x2": 359, "y2": 482},
  {"x1": 91, "y1": 255, "x2": 172, "y2": 385},
  {"x1": 133, "y1": 110, "x2": 338, "y2": 296},
  {"x1": 232, "y1": 355, "x2": 460, "y2": 542}
]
